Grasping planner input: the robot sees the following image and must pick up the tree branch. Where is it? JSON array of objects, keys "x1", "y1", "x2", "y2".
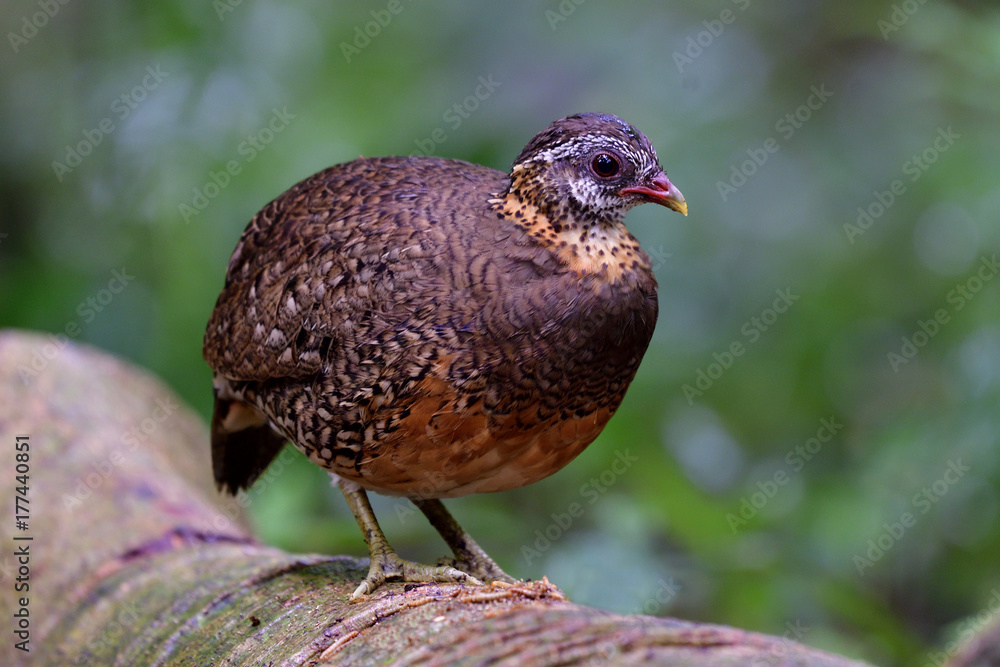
[{"x1": 0, "y1": 330, "x2": 880, "y2": 665}]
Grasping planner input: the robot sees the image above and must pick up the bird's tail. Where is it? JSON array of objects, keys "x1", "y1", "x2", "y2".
[{"x1": 210, "y1": 394, "x2": 287, "y2": 494}]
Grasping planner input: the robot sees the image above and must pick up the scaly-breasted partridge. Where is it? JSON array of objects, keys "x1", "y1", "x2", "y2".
[{"x1": 203, "y1": 113, "x2": 687, "y2": 598}]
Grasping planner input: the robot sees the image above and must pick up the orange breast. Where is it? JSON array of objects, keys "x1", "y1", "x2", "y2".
[{"x1": 335, "y1": 373, "x2": 613, "y2": 498}]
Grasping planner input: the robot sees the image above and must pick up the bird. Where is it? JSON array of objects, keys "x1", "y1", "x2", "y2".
[{"x1": 203, "y1": 112, "x2": 687, "y2": 599}]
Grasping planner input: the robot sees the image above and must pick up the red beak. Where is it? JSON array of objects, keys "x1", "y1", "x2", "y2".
[{"x1": 619, "y1": 172, "x2": 688, "y2": 216}]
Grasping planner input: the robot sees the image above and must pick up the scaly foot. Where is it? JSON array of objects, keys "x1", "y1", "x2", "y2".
[
  {"x1": 338, "y1": 478, "x2": 486, "y2": 600},
  {"x1": 414, "y1": 498, "x2": 516, "y2": 584},
  {"x1": 352, "y1": 549, "x2": 481, "y2": 600}
]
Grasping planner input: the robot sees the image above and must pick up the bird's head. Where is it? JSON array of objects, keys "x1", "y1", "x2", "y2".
[{"x1": 505, "y1": 113, "x2": 687, "y2": 228}]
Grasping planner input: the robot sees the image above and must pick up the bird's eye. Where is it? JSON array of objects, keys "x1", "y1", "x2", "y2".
[{"x1": 591, "y1": 153, "x2": 620, "y2": 178}]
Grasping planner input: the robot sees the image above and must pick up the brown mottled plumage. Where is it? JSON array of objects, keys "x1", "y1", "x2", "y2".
[{"x1": 203, "y1": 113, "x2": 687, "y2": 598}]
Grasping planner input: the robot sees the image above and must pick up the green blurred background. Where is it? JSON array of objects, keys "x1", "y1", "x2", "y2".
[{"x1": 2, "y1": 2, "x2": 999, "y2": 665}]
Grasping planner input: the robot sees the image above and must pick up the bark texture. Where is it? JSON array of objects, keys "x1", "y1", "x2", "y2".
[{"x1": 0, "y1": 330, "x2": 895, "y2": 665}]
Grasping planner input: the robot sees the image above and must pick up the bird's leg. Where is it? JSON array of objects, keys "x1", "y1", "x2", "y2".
[
  {"x1": 412, "y1": 498, "x2": 516, "y2": 584},
  {"x1": 336, "y1": 478, "x2": 482, "y2": 599}
]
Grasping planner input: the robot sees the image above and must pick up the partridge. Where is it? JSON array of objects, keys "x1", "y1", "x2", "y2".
[{"x1": 203, "y1": 113, "x2": 687, "y2": 599}]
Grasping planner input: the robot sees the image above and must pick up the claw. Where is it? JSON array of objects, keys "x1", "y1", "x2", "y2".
[
  {"x1": 350, "y1": 552, "x2": 482, "y2": 600},
  {"x1": 339, "y1": 479, "x2": 494, "y2": 600},
  {"x1": 415, "y1": 498, "x2": 516, "y2": 584}
]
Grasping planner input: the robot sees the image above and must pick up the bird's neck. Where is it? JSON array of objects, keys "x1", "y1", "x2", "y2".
[{"x1": 490, "y1": 171, "x2": 651, "y2": 283}]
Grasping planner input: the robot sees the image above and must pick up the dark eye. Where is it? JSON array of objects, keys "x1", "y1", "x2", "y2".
[{"x1": 591, "y1": 153, "x2": 620, "y2": 178}]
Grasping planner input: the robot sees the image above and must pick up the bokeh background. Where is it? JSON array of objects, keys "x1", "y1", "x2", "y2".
[{"x1": 2, "y1": 2, "x2": 999, "y2": 665}]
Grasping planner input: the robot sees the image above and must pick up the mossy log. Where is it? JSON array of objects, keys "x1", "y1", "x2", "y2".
[{"x1": 0, "y1": 330, "x2": 896, "y2": 666}]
